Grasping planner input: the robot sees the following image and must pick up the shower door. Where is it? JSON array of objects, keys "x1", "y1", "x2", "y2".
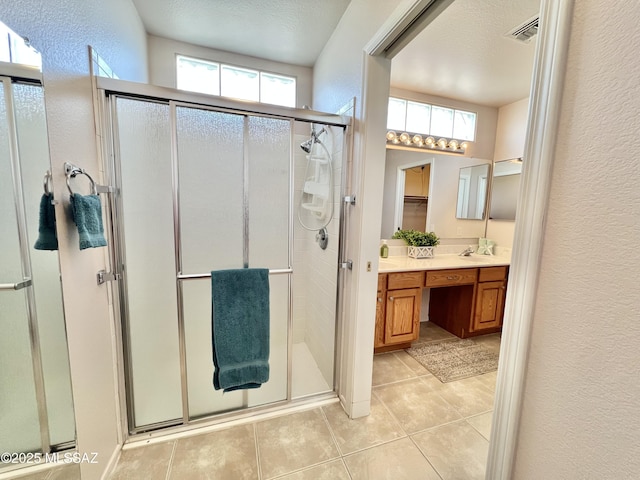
[
  {"x1": 102, "y1": 86, "x2": 348, "y2": 435},
  {"x1": 0, "y1": 77, "x2": 75, "y2": 458}
]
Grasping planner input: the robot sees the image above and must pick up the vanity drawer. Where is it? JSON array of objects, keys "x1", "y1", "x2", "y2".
[
  {"x1": 387, "y1": 271, "x2": 424, "y2": 289},
  {"x1": 478, "y1": 266, "x2": 508, "y2": 282},
  {"x1": 426, "y1": 268, "x2": 477, "y2": 287}
]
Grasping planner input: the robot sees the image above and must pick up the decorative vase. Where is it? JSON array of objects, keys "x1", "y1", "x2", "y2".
[{"x1": 408, "y1": 245, "x2": 434, "y2": 259}]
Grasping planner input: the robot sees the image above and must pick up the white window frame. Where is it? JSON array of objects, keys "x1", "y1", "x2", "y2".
[{"x1": 176, "y1": 54, "x2": 297, "y2": 108}]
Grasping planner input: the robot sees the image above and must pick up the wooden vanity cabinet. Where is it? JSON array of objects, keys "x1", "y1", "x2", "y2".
[
  {"x1": 374, "y1": 271, "x2": 423, "y2": 353},
  {"x1": 471, "y1": 266, "x2": 508, "y2": 333}
]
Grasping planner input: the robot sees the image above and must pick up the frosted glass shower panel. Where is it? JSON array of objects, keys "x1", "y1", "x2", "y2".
[
  {"x1": 183, "y1": 274, "x2": 288, "y2": 419},
  {"x1": 247, "y1": 116, "x2": 290, "y2": 268},
  {"x1": 12, "y1": 83, "x2": 75, "y2": 445},
  {"x1": 176, "y1": 107, "x2": 244, "y2": 273},
  {"x1": 115, "y1": 98, "x2": 183, "y2": 428},
  {"x1": 0, "y1": 85, "x2": 41, "y2": 453}
]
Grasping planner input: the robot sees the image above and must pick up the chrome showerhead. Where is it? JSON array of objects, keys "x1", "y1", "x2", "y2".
[
  {"x1": 300, "y1": 138, "x2": 313, "y2": 153},
  {"x1": 299, "y1": 126, "x2": 327, "y2": 153}
]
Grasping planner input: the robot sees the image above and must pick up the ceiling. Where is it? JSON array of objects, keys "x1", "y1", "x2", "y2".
[
  {"x1": 132, "y1": 0, "x2": 351, "y2": 67},
  {"x1": 132, "y1": 0, "x2": 539, "y2": 107},
  {"x1": 391, "y1": 0, "x2": 540, "y2": 107}
]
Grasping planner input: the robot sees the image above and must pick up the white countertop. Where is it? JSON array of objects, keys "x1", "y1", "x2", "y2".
[{"x1": 378, "y1": 254, "x2": 510, "y2": 273}]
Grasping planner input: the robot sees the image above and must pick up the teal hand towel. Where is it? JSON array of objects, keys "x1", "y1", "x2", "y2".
[
  {"x1": 70, "y1": 193, "x2": 107, "y2": 250},
  {"x1": 211, "y1": 268, "x2": 270, "y2": 392},
  {"x1": 34, "y1": 193, "x2": 58, "y2": 251}
]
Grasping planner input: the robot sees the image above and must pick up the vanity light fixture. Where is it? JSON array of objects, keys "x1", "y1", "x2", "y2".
[{"x1": 385, "y1": 131, "x2": 469, "y2": 154}]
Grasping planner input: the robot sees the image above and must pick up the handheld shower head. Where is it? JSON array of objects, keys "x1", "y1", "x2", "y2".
[
  {"x1": 299, "y1": 126, "x2": 327, "y2": 153},
  {"x1": 300, "y1": 138, "x2": 313, "y2": 154}
]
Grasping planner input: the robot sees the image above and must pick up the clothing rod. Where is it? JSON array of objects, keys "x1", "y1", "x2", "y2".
[{"x1": 178, "y1": 268, "x2": 293, "y2": 280}]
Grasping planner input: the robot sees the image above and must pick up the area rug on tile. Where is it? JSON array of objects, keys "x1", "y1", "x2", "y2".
[{"x1": 405, "y1": 339, "x2": 498, "y2": 383}]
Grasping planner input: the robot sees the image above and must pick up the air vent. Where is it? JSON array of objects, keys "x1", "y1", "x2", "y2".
[{"x1": 506, "y1": 15, "x2": 539, "y2": 43}]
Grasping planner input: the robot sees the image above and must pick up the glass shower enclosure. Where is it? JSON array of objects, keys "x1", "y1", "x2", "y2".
[
  {"x1": 97, "y1": 79, "x2": 350, "y2": 435},
  {"x1": 0, "y1": 72, "x2": 75, "y2": 469}
]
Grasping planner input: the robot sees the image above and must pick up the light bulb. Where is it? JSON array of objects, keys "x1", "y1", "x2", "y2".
[
  {"x1": 412, "y1": 134, "x2": 423, "y2": 145},
  {"x1": 425, "y1": 136, "x2": 435, "y2": 146},
  {"x1": 449, "y1": 140, "x2": 458, "y2": 150},
  {"x1": 461, "y1": 141, "x2": 469, "y2": 150},
  {"x1": 399, "y1": 132, "x2": 410, "y2": 144},
  {"x1": 386, "y1": 131, "x2": 397, "y2": 141},
  {"x1": 437, "y1": 138, "x2": 447, "y2": 148}
]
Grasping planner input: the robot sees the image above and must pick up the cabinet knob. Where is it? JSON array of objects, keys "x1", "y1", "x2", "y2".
[
  {"x1": 377, "y1": 297, "x2": 382, "y2": 303},
  {"x1": 389, "y1": 296, "x2": 394, "y2": 301}
]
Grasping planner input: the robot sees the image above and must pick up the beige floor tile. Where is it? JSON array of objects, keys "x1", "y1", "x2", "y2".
[
  {"x1": 428, "y1": 376, "x2": 495, "y2": 417},
  {"x1": 169, "y1": 424, "x2": 258, "y2": 480},
  {"x1": 412, "y1": 420, "x2": 489, "y2": 480},
  {"x1": 48, "y1": 464, "x2": 81, "y2": 480},
  {"x1": 372, "y1": 353, "x2": 416, "y2": 386},
  {"x1": 7, "y1": 469, "x2": 50, "y2": 480},
  {"x1": 392, "y1": 350, "x2": 431, "y2": 376},
  {"x1": 277, "y1": 459, "x2": 350, "y2": 480},
  {"x1": 467, "y1": 411, "x2": 493, "y2": 441},
  {"x1": 473, "y1": 333, "x2": 501, "y2": 355},
  {"x1": 256, "y1": 408, "x2": 339, "y2": 479},
  {"x1": 323, "y1": 396, "x2": 405, "y2": 455},
  {"x1": 111, "y1": 442, "x2": 174, "y2": 480},
  {"x1": 415, "y1": 322, "x2": 457, "y2": 344},
  {"x1": 374, "y1": 378, "x2": 461, "y2": 434},
  {"x1": 343, "y1": 437, "x2": 441, "y2": 480},
  {"x1": 476, "y1": 370, "x2": 498, "y2": 392}
]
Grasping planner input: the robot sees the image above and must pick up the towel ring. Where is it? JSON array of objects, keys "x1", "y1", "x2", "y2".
[
  {"x1": 43, "y1": 170, "x2": 53, "y2": 195},
  {"x1": 65, "y1": 162, "x2": 97, "y2": 196}
]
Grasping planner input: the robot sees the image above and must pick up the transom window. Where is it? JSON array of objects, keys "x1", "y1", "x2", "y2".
[
  {"x1": 387, "y1": 97, "x2": 477, "y2": 141},
  {"x1": 176, "y1": 55, "x2": 296, "y2": 108},
  {"x1": 0, "y1": 20, "x2": 42, "y2": 69}
]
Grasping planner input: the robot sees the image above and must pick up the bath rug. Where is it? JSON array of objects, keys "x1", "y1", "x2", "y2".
[{"x1": 406, "y1": 339, "x2": 498, "y2": 383}]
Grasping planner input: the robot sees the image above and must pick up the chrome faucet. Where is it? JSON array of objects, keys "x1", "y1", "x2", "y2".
[{"x1": 459, "y1": 246, "x2": 475, "y2": 256}]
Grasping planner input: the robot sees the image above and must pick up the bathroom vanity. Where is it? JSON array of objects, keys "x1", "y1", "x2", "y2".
[{"x1": 375, "y1": 255, "x2": 510, "y2": 353}]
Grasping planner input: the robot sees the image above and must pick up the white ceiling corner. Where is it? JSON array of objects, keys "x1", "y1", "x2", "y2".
[
  {"x1": 390, "y1": 0, "x2": 541, "y2": 107},
  {"x1": 132, "y1": 0, "x2": 351, "y2": 67}
]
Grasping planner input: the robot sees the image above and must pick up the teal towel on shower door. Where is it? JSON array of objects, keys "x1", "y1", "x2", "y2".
[
  {"x1": 34, "y1": 193, "x2": 58, "y2": 251},
  {"x1": 70, "y1": 193, "x2": 107, "y2": 250},
  {"x1": 211, "y1": 268, "x2": 270, "y2": 392}
]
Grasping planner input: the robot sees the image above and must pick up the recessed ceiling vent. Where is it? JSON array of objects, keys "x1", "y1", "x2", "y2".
[{"x1": 506, "y1": 15, "x2": 539, "y2": 43}]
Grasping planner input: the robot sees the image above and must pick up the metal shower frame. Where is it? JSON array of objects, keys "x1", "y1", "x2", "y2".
[{"x1": 95, "y1": 77, "x2": 353, "y2": 439}]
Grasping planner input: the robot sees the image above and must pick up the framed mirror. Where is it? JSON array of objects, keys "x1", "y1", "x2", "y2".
[
  {"x1": 456, "y1": 163, "x2": 489, "y2": 220},
  {"x1": 489, "y1": 158, "x2": 523, "y2": 220}
]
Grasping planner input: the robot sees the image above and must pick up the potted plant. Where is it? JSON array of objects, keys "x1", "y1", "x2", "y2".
[{"x1": 392, "y1": 229, "x2": 440, "y2": 259}]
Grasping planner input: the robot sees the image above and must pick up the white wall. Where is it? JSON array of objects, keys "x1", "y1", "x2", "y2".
[
  {"x1": 486, "y1": 97, "x2": 529, "y2": 248},
  {"x1": 0, "y1": 2, "x2": 148, "y2": 479},
  {"x1": 512, "y1": 1, "x2": 640, "y2": 477},
  {"x1": 147, "y1": 35, "x2": 313, "y2": 108},
  {"x1": 313, "y1": 0, "x2": 403, "y2": 417},
  {"x1": 381, "y1": 149, "x2": 491, "y2": 239}
]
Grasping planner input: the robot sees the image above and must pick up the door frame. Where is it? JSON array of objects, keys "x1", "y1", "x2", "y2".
[{"x1": 362, "y1": 0, "x2": 574, "y2": 478}]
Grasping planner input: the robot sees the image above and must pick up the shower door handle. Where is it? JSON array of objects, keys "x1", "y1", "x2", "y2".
[{"x1": 0, "y1": 279, "x2": 32, "y2": 291}]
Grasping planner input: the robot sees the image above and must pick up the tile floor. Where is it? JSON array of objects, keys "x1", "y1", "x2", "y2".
[{"x1": 11, "y1": 323, "x2": 501, "y2": 480}]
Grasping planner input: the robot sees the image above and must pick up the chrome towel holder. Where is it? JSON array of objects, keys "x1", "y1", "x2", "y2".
[{"x1": 64, "y1": 162, "x2": 113, "y2": 195}]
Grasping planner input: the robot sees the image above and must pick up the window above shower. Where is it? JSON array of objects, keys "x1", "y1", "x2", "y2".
[{"x1": 176, "y1": 55, "x2": 296, "y2": 107}]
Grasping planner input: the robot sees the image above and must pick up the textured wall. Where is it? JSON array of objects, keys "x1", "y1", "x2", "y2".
[
  {"x1": 513, "y1": 1, "x2": 640, "y2": 477},
  {"x1": 0, "y1": 2, "x2": 148, "y2": 478}
]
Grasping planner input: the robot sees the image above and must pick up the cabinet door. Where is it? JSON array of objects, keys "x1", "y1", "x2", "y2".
[
  {"x1": 374, "y1": 291, "x2": 386, "y2": 348},
  {"x1": 385, "y1": 288, "x2": 421, "y2": 345},
  {"x1": 473, "y1": 280, "x2": 506, "y2": 331}
]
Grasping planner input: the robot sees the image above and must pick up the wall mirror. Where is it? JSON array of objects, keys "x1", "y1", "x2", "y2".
[
  {"x1": 489, "y1": 158, "x2": 522, "y2": 220},
  {"x1": 456, "y1": 163, "x2": 490, "y2": 220},
  {"x1": 0, "y1": 21, "x2": 76, "y2": 470}
]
